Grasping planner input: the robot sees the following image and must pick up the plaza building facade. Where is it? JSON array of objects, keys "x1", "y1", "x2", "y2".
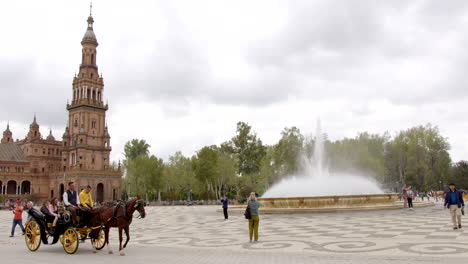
[{"x1": 0, "y1": 13, "x2": 122, "y2": 203}]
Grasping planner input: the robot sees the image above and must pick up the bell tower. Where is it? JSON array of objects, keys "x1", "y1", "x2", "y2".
[
  {"x1": 1, "y1": 122, "x2": 13, "y2": 144},
  {"x1": 63, "y1": 8, "x2": 111, "y2": 171}
]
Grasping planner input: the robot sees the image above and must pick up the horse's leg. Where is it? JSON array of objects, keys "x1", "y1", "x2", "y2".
[
  {"x1": 105, "y1": 226, "x2": 113, "y2": 254},
  {"x1": 122, "y1": 225, "x2": 130, "y2": 249},
  {"x1": 118, "y1": 226, "x2": 123, "y2": 255},
  {"x1": 118, "y1": 226, "x2": 125, "y2": 256}
]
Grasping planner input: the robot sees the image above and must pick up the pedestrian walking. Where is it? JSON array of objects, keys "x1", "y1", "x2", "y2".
[
  {"x1": 444, "y1": 183, "x2": 464, "y2": 230},
  {"x1": 407, "y1": 186, "x2": 414, "y2": 210},
  {"x1": 220, "y1": 195, "x2": 229, "y2": 220},
  {"x1": 247, "y1": 192, "x2": 260, "y2": 242},
  {"x1": 10, "y1": 200, "x2": 25, "y2": 237}
]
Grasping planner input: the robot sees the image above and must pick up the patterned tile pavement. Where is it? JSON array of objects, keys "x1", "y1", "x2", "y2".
[{"x1": 1, "y1": 201, "x2": 468, "y2": 263}]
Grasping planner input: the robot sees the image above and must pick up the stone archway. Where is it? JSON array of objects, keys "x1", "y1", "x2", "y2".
[
  {"x1": 97, "y1": 183, "x2": 104, "y2": 203},
  {"x1": 21, "y1": 181, "x2": 31, "y2": 195},
  {"x1": 7, "y1": 180, "x2": 17, "y2": 195}
]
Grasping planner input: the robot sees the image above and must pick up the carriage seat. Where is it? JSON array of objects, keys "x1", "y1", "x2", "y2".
[{"x1": 28, "y1": 207, "x2": 46, "y2": 224}]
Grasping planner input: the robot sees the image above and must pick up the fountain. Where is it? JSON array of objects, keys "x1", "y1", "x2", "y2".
[
  {"x1": 262, "y1": 120, "x2": 383, "y2": 198},
  {"x1": 253, "y1": 120, "x2": 431, "y2": 213}
]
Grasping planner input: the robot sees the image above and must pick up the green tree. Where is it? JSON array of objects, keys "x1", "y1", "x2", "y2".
[
  {"x1": 164, "y1": 151, "x2": 196, "y2": 200},
  {"x1": 125, "y1": 154, "x2": 164, "y2": 201},
  {"x1": 384, "y1": 124, "x2": 451, "y2": 190},
  {"x1": 222, "y1": 122, "x2": 266, "y2": 175},
  {"x1": 215, "y1": 152, "x2": 237, "y2": 198},
  {"x1": 450, "y1": 161, "x2": 468, "y2": 190},
  {"x1": 123, "y1": 139, "x2": 150, "y2": 160},
  {"x1": 192, "y1": 146, "x2": 219, "y2": 199},
  {"x1": 273, "y1": 127, "x2": 304, "y2": 177},
  {"x1": 326, "y1": 132, "x2": 388, "y2": 181}
]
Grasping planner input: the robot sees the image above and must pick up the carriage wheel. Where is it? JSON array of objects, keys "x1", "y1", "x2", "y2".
[
  {"x1": 91, "y1": 228, "x2": 106, "y2": 250},
  {"x1": 25, "y1": 220, "x2": 41, "y2": 252},
  {"x1": 62, "y1": 228, "x2": 79, "y2": 254}
]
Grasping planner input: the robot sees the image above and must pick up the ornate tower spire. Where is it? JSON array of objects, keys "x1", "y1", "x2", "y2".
[
  {"x1": 28, "y1": 114, "x2": 41, "y2": 140},
  {"x1": 46, "y1": 129, "x2": 56, "y2": 141},
  {"x1": 63, "y1": 8, "x2": 111, "y2": 172},
  {"x1": 1, "y1": 122, "x2": 13, "y2": 143}
]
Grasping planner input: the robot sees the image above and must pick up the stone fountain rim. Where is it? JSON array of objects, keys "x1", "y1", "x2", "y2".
[{"x1": 259, "y1": 193, "x2": 398, "y2": 200}]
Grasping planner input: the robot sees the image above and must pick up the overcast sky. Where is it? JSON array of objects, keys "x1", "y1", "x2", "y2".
[{"x1": 1, "y1": 0, "x2": 468, "y2": 163}]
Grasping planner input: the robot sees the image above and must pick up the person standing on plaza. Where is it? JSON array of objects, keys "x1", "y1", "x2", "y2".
[
  {"x1": 407, "y1": 186, "x2": 414, "y2": 210},
  {"x1": 220, "y1": 195, "x2": 229, "y2": 220},
  {"x1": 444, "y1": 183, "x2": 464, "y2": 230},
  {"x1": 10, "y1": 200, "x2": 25, "y2": 237},
  {"x1": 401, "y1": 185, "x2": 408, "y2": 208},
  {"x1": 247, "y1": 192, "x2": 260, "y2": 242},
  {"x1": 79, "y1": 185, "x2": 94, "y2": 208}
]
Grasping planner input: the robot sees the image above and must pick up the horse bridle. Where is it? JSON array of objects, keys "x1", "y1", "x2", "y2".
[{"x1": 134, "y1": 199, "x2": 145, "y2": 219}]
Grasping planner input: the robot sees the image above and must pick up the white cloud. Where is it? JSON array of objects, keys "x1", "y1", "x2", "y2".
[{"x1": 1, "y1": 0, "x2": 467, "y2": 163}]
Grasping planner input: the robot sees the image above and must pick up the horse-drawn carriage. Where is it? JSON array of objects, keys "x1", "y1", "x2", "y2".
[
  {"x1": 24, "y1": 198, "x2": 145, "y2": 255},
  {"x1": 25, "y1": 204, "x2": 106, "y2": 254}
]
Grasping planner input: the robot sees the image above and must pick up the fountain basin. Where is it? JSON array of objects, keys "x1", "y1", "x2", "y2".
[
  {"x1": 221, "y1": 193, "x2": 434, "y2": 214},
  {"x1": 259, "y1": 193, "x2": 399, "y2": 208}
]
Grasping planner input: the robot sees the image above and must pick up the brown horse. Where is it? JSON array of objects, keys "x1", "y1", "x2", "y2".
[{"x1": 94, "y1": 198, "x2": 146, "y2": 256}]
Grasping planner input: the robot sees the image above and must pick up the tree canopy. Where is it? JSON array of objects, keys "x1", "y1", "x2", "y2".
[{"x1": 121, "y1": 122, "x2": 460, "y2": 201}]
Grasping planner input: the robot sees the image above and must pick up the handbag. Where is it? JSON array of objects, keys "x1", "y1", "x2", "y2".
[{"x1": 244, "y1": 205, "x2": 251, "y2": 220}]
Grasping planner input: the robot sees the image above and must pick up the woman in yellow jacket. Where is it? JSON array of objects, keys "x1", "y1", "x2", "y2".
[{"x1": 79, "y1": 185, "x2": 94, "y2": 208}]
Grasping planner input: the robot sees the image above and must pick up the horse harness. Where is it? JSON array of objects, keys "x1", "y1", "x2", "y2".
[
  {"x1": 108, "y1": 201, "x2": 128, "y2": 222},
  {"x1": 106, "y1": 199, "x2": 144, "y2": 223}
]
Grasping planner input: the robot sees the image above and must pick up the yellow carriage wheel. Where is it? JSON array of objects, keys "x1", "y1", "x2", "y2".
[
  {"x1": 91, "y1": 228, "x2": 106, "y2": 250},
  {"x1": 62, "y1": 228, "x2": 79, "y2": 254},
  {"x1": 24, "y1": 220, "x2": 41, "y2": 252}
]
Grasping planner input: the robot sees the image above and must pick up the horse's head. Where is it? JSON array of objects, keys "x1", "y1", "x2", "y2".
[{"x1": 133, "y1": 197, "x2": 146, "y2": 219}]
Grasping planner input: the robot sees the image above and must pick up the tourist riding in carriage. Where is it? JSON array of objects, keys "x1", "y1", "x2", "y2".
[
  {"x1": 24, "y1": 182, "x2": 106, "y2": 254},
  {"x1": 24, "y1": 182, "x2": 147, "y2": 255}
]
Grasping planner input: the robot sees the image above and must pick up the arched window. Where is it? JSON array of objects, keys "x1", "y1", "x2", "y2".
[
  {"x1": 91, "y1": 53, "x2": 94, "y2": 64},
  {"x1": 7, "y1": 180, "x2": 17, "y2": 195},
  {"x1": 21, "y1": 181, "x2": 31, "y2": 194},
  {"x1": 97, "y1": 183, "x2": 104, "y2": 203}
]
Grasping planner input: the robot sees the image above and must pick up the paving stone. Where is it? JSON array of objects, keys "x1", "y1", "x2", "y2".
[{"x1": 1, "y1": 201, "x2": 468, "y2": 263}]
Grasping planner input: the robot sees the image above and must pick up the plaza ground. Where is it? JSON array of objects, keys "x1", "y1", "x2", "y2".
[{"x1": 1, "y1": 202, "x2": 468, "y2": 263}]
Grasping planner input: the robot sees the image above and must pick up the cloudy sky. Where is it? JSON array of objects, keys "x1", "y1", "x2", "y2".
[{"x1": 1, "y1": 0, "x2": 468, "y2": 162}]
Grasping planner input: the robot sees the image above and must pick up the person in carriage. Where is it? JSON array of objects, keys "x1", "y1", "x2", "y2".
[
  {"x1": 40, "y1": 199, "x2": 59, "y2": 235},
  {"x1": 79, "y1": 185, "x2": 94, "y2": 208},
  {"x1": 62, "y1": 182, "x2": 82, "y2": 226}
]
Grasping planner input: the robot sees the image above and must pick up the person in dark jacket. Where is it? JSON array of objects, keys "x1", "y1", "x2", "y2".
[
  {"x1": 444, "y1": 183, "x2": 465, "y2": 230},
  {"x1": 220, "y1": 195, "x2": 229, "y2": 220}
]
